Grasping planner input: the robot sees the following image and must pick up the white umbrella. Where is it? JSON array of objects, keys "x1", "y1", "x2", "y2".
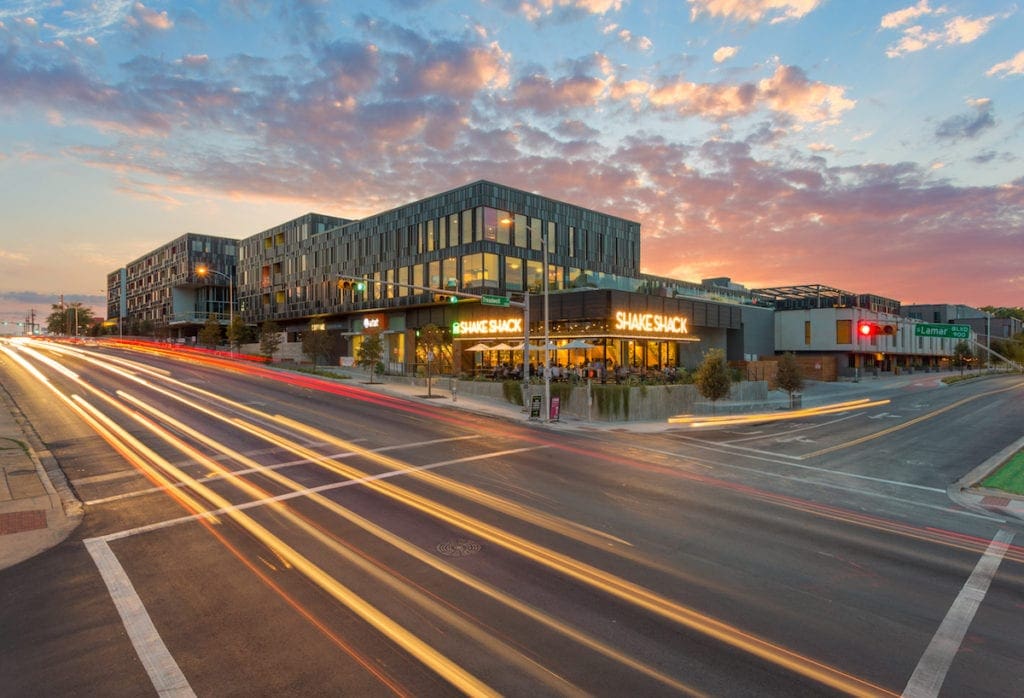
[
  {"x1": 561, "y1": 339, "x2": 594, "y2": 350},
  {"x1": 466, "y1": 343, "x2": 491, "y2": 351},
  {"x1": 491, "y1": 343, "x2": 514, "y2": 351}
]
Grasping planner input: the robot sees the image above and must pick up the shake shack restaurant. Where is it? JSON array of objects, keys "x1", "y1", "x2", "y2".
[{"x1": 375, "y1": 288, "x2": 744, "y2": 377}]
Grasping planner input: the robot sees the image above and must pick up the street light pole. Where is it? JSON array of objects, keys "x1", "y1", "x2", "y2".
[
  {"x1": 542, "y1": 229, "x2": 550, "y2": 422},
  {"x1": 196, "y1": 265, "x2": 234, "y2": 354}
]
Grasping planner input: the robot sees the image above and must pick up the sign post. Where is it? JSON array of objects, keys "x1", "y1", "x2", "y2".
[{"x1": 914, "y1": 323, "x2": 970, "y2": 339}]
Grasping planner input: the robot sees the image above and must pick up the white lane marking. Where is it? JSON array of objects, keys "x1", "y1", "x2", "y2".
[
  {"x1": 902, "y1": 528, "x2": 1015, "y2": 698},
  {"x1": 94, "y1": 445, "x2": 547, "y2": 543},
  {"x1": 84, "y1": 538, "x2": 196, "y2": 698},
  {"x1": 646, "y1": 441, "x2": 947, "y2": 493},
  {"x1": 84, "y1": 435, "x2": 482, "y2": 506}
]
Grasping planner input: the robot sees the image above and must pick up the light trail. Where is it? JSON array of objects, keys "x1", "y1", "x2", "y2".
[
  {"x1": 801, "y1": 382, "x2": 1024, "y2": 459},
  {"x1": 236, "y1": 420, "x2": 896, "y2": 696},
  {"x1": 6, "y1": 341, "x2": 499, "y2": 696},
  {"x1": 56, "y1": 340, "x2": 893, "y2": 693},
  {"x1": 116, "y1": 391, "x2": 699, "y2": 695},
  {"x1": 670, "y1": 398, "x2": 892, "y2": 428}
]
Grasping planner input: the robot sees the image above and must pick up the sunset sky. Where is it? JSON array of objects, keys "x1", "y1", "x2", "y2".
[{"x1": 1, "y1": 0, "x2": 1021, "y2": 327}]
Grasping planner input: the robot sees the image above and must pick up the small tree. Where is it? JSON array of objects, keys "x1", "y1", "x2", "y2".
[
  {"x1": 198, "y1": 315, "x2": 222, "y2": 349},
  {"x1": 952, "y1": 340, "x2": 973, "y2": 376},
  {"x1": 776, "y1": 352, "x2": 804, "y2": 408},
  {"x1": 259, "y1": 320, "x2": 281, "y2": 363},
  {"x1": 226, "y1": 315, "x2": 248, "y2": 353},
  {"x1": 695, "y1": 347, "x2": 731, "y2": 414},
  {"x1": 301, "y1": 323, "x2": 333, "y2": 368},
  {"x1": 356, "y1": 333, "x2": 384, "y2": 383}
]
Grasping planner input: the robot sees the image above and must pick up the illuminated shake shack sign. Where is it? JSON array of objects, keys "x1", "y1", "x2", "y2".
[
  {"x1": 613, "y1": 310, "x2": 689, "y2": 335},
  {"x1": 452, "y1": 317, "x2": 523, "y2": 336}
]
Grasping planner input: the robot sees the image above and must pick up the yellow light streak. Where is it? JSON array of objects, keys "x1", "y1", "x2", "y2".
[
  {"x1": 8, "y1": 341, "x2": 497, "y2": 695},
  {"x1": 669, "y1": 398, "x2": 891, "y2": 428},
  {"x1": 117, "y1": 391, "x2": 697, "y2": 694},
  {"x1": 11, "y1": 338, "x2": 899, "y2": 694},
  {"x1": 802, "y1": 382, "x2": 1024, "y2": 459},
  {"x1": 237, "y1": 420, "x2": 894, "y2": 696},
  {"x1": 117, "y1": 390, "x2": 585, "y2": 695},
  {"x1": 87, "y1": 393, "x2": 499, "y2": 698}
]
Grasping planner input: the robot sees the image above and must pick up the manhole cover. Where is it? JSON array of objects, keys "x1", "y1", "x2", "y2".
[{"x1": 436, "y1": 539, "x2": 481, "y2": 557}]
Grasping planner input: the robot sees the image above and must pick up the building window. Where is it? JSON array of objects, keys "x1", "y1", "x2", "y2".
[
  {"x1": 397, "y1": 266, "x2": 409, "y2": 297},
  {"x1": 442, "y1": 257, "x2": 458, "y2": 290},
  {"x1": 461, "y1": 209, "x2": 473, "y2": 245},
  {"x1": 526, "y1": 260, "x2": 543, "y2": 293},
  {"x1": 504, "y1": 257, "x2": 523, "y2": 291},
  {"x1": 513, "y1": 215, "x2": 528, "y2": 248},
  {"x1": 836, "y1": 319, "x2": 852, "y2": 344},
  {"x1": 530, "y1": 217, "x2": 543, "y2": 251},
  {"x1": 428, "y1": 260, "x2": 441, "y2": 290},
  {"x1": 461, "y1": 252, "x2": 499, "y2": 289}
]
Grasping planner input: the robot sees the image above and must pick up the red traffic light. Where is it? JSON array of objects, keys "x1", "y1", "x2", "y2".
[{"x1": 857, "y1": 321, "x2": 897, "y2": 337}]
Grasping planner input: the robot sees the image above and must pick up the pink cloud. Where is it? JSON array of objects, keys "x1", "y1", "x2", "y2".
[
  {"x1": 987, "y1": 50, "x2": 1024, "y2": 78},
  {"x1": 509, "y1": 73, "x2": 609, "y2": 113},
  {"x1": 126, "y1": 2, "x2": 174, "y2": 33},
  {"x1": 648, "y1": 64, "x2": 853, "y2": 123},
  {"x1": 879, "y1": 0, "x2": 937, "y2": 30},
  {"x1": 689, "y1": 0, "x2": 822, "y2": 24}
]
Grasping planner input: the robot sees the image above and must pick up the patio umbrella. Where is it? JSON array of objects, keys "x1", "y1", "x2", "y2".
[
  {"x1": 466, "y1": 343, "x2": 492, "y2": 351},
  {"x1": 561, "y1": 339, "x2": 594, "y2": 350},
  {"x1": 491, "y1": 343, "x2": 514, "y2": 351}
]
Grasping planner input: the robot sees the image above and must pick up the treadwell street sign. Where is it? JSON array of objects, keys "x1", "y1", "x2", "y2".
[{"x1": 481, "y1": 294, "x2": 511, "y2": 307}]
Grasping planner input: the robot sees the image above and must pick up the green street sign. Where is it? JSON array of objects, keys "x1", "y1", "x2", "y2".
[
  {"x1": 914, "y1": 323, "x2": 971, "y2": 339},
  {"x1": 481, "y1": 294, "x2": 510, "y2": 307}
]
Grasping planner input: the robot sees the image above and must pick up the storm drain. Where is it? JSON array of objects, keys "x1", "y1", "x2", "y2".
[{"x1": 436, "y1": 539, "x2": 482, "y2": 557}]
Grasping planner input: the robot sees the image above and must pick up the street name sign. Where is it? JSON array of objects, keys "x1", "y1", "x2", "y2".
[
  {"x1": 481, "y1": 294, "x2": 511, "y2": 307},
  {"x1": 914, "y1": 323, "x2": 970, "y2": 339}
]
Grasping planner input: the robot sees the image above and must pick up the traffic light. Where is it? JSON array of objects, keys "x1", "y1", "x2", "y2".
[
  {"x1": 338, "y1": 279, "x2": 366, "y2": 293},
  {"x1": 857, "y1": 321, "x2": 897, "y2": 337},
  {"x1": 433, "y1": 293, "x2": 458, "y2": 304}
]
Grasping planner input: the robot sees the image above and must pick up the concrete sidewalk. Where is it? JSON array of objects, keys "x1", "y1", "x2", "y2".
[{"x1": 0, "y1": 385, "x2": 81, "y2": 571}]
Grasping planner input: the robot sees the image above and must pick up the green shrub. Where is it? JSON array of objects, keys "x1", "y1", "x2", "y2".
[
  {"x1": 502, "y1": 380, "x2": 522, "y2": 404},
  {"x1": 592, "y1": 384, "x2": 630, "y2": 419}
]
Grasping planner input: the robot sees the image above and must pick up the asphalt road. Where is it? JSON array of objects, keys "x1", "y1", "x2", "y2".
[{"x1": 1, "y1": 340, "x2": 1022, "y2": 696}]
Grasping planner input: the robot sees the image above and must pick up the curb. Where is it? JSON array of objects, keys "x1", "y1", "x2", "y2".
[{"x1": 948, "y1": 434, "x2": 1024, "y2": 523}]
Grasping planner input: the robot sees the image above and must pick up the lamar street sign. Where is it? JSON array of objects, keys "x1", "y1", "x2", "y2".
[
  {"x1": 914, "y1": 323, "x2": 971, "y2": 339},
  {"x1": 480, "y1": 294, "x2": 511, "y2": 307}
]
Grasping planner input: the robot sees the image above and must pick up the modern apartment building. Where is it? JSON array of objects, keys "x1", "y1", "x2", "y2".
[
  {"x1": 235, "y1": 180, "x2": 772, "y2": 374},
  {"x1": 106, "y1": 233, "x2": 239, "y2": 335}
]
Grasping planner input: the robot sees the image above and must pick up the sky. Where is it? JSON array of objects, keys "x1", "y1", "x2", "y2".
[{"x1": 0, "y1": 0, "x2": 1022, "y2": 330}]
